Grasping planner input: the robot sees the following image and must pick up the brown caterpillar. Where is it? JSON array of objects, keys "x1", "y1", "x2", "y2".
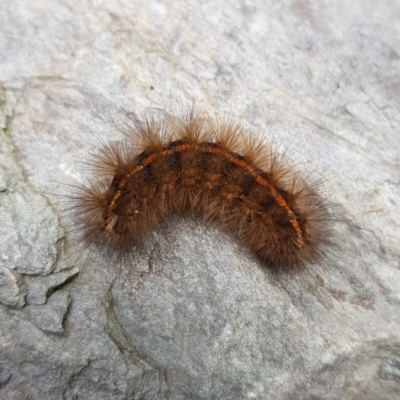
[{"x1": 70, "y1": 109, "x2": 331, "y2": 273}]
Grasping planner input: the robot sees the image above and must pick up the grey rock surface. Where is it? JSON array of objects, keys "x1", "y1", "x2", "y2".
[
  {"x1": 0, "y1": 0, "x2": 399, "y2": 399},
  {"x1": 25, "y1": 290, "x2": 71, "y2": 335}
]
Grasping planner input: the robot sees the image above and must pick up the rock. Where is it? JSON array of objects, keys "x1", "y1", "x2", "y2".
[
  {"x1": 0, "y1": 0, "x2": 399, "y2": 399},
  {"x1": 0, "y1": 267, "x2": 27, "y2": 308},
  {"x1": 25, "y1": 290, "x2": 71, "y2": 335},
  {"x1": 26, "y1": 266, "x2": 79, "y2": 306}
]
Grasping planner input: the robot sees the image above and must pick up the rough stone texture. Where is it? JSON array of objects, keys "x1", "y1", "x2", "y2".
[{"x1": 0, "y1": 0, "x2": 399, "y2": 399}]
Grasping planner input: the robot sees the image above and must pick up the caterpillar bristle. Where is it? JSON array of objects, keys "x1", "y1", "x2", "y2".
[{"x1": 68, "y1": 109, "x2": 333, "y2": 273}]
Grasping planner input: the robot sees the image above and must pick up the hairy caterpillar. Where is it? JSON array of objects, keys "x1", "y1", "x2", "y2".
[{"x1": 70, "y1": 109, "x2": 331, "y2": 273}]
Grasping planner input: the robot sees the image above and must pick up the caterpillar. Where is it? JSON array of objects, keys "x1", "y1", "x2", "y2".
[{"x1": 70, "y1": 109, "x2": 331, "y2": 273}]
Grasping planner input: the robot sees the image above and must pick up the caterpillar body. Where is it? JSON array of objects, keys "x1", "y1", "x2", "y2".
[{"x1": 71, "y1": 110, "x2": 331, "y2": 273}]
